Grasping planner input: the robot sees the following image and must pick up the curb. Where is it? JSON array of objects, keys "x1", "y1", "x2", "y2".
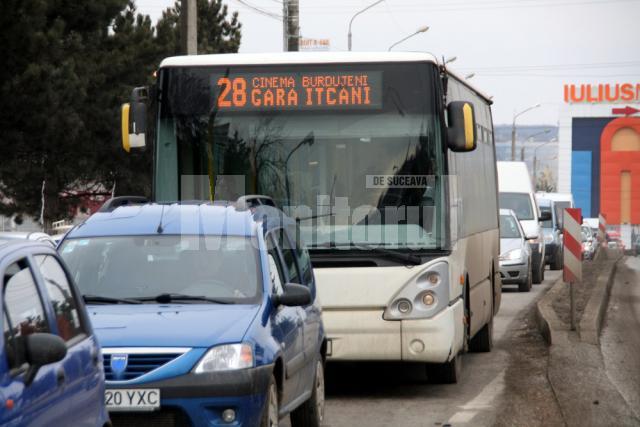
[
  {"x1": 535, "y1": 275, "x2": 566, "y2": 346},
  {"x1": 579, "y1": 253, "x2": 622, "y2": 345},
  {"x1": 535, "y1": 249, "x2": 623, "y2": 346}
]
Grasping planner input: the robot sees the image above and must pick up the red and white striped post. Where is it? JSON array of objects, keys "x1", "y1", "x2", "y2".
[
  {"x1": 563, "y1": 208, "x2": 583, "y2": 330},
  {"x1": 598, "y1": 213, "x2": 607, "y2": 245}
]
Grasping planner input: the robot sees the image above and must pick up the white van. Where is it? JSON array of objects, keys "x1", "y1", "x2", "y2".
[{"x1": 497, "y1": 162, "x2": 551, "y2": 284}]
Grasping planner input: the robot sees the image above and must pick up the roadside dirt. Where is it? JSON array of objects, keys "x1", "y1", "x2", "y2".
[
  {"x1": 493, "y1": 304, "x2": 565, "y2": 427},
  {"x1": 551, "y1": 254, "x2": 610, "y2": 328}
]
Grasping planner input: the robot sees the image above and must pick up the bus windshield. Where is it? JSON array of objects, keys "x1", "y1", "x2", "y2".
[{"x1": 155, "y1": 62, "x2": 446, "y2": 250}]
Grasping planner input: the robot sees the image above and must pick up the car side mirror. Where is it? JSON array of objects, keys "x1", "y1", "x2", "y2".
[
  {"x1": 539, "y1": 210, "x2": 552, "y2": 222},
  {"x1": 273, "y1": 283, "x2": 312, "y2": 307},
  {"x1": 23, "y1": 333, "x2": 67, "y2": 386},
  {"x1": 446, "y1": 101, "x2": 477, "y2": 152}
]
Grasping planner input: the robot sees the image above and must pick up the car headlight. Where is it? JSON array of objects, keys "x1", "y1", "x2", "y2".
[
  {"x1": 193, "y1": 343, "x2": 253, "y2": 373},
  {"x1": 500, "y1": 248, "x2": 523, "y2": 261},
  {"x1": 544, "y1": 234, "x2": 554, "y2": 244}
]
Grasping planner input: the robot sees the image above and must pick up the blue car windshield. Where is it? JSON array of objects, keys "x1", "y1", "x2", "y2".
[{"x1": 60, "y1": 235, "x2": 261, "y2": 304}]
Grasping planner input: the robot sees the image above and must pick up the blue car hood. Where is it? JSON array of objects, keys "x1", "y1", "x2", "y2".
[{"x1": 89, "y1": 304, "x2": 261, "y2": 348}]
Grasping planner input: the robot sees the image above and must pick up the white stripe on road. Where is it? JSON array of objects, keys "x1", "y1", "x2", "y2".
[{"x1": 447, "y1": 370, "x2": 506, "y2": 424}]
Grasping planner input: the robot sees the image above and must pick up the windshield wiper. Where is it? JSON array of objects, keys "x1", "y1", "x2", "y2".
[
  {"x1": 136, "y1": 293, "x2": 233, "y2": 304},
  {"x1": 310, "y1": 242, "x2": 423, "y2": 265},
  {"x1": 83, "y1": 294, "x2": 142, "y2": 305}
]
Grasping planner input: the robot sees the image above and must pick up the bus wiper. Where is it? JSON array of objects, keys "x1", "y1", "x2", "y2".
[
  {"x1": 83, "y1": 294, "x2": 142, "y2": 305},
  {"x1": 137, "y1": 293, "x2": 233, "y2": 304},
  {"x1": 310, "y1": 242, "x2": 423, "y2": 265},
  {"x1": 351, "y1": 242, "x2": 423, "y2": 265}
]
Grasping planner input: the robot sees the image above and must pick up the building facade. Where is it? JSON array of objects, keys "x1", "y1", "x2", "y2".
[{"x1": 558, "y1": 83, "x2": 640, "y2": 224}]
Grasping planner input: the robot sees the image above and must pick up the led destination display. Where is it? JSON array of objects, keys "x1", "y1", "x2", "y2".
[{"x1": 213, "y1": 71, "x2": 383, "y2": 111}]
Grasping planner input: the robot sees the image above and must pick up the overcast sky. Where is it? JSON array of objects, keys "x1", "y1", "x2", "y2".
[{"x1": 136, "y1": 0, "x2": 640, "y2": 125}]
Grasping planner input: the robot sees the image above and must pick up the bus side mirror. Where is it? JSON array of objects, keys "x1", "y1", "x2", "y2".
[
  {"x1": 447, "y1": 101, "x2": 477, "y2": 152},
  {"x1": 121, "y1": 87, "x2": 148, "y2": 152}
]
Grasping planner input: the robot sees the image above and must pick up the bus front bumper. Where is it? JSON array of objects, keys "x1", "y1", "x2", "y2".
[{"x1": 324, "y1": 299, "x2": 464, "y2": 364}]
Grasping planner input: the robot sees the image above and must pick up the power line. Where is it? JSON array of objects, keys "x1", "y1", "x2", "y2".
[
  {"x1": 457, "y1": 60, "x2": 640, "y2": 72},
  {"x1": 233, "y1": 0, "x2": 282, "y2": 20},
  {"x1": 298, "y1": 0, "x2": 638, "y2": 13}
]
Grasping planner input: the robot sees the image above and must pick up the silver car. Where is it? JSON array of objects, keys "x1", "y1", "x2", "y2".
[
  {"x1": 499, "y1": 209, "x2": 533, "y2": 292},
  {"x1": 0, "y1": 231, "x2": 56, "y2": 247}
]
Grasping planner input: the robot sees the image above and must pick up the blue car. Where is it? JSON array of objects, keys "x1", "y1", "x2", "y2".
[
  {"x1": 59, "y1": 197, "x2": 326, "y2": 427},
  {"x1": 0, "y1": 240, "x2": 109, "y2": 427}
]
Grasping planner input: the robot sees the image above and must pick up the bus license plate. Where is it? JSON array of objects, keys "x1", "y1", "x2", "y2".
[{"x1": 105, "y1": 389, "x2": 160, "y2": 411}]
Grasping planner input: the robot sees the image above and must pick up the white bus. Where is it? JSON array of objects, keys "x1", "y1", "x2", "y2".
[{"x1": 122, "y1": 52, "x2": 500, "y2": 383}]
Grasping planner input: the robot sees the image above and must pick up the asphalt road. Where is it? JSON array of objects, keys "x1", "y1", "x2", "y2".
[
  {"x1": 601, "y1": 256, "x2": 640, "y2": 419},
  {"x1": 283, "y1": 269, "x2": 563, "y2": 427}
]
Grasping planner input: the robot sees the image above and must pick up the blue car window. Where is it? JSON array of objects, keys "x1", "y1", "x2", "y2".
[
  {"x1": 277, "y1": 229, "x2": 301, "y2": 284},
  {"x1": 266, "y1": 235, "x2": 285, "y2": 296},
  {"x1": 3, "y1": 260, "x2": 50, "y2": 371},
  {"x1": 34, "y1": 255, "x2": 85, "y2": 343},
  {"x1": 287, "y1": 224, "x2": 313, "y2": 286}
]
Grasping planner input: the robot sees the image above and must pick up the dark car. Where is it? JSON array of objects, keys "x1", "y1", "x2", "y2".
[
  {"x1": 535, "y1": 197, "x2": 563, "y2": 270},
  {"x1": 0, "y1": 240, "x2": 109, "y2": 427},
  {"x1": 59, "y1": 196, "x2": 326, "y2": 427}
]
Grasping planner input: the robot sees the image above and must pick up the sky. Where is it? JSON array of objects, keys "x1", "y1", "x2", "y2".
[{"x1": 136, "y1": 0, "x2": 640, "y2": 125}]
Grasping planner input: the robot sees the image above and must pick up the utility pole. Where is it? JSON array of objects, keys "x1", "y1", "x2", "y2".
[
  {"x1": 181, "y1": 0, "x2": 197, "y2": 55},
  {"x1": 284, "y1": 0, "x2": 299, "y2": 51}
]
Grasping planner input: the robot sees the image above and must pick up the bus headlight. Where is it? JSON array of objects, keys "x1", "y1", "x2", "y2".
[
  {"x1": 396, "y1": 299, "x2": 413, "y2": 314},
  {"x1": 383, "y1": 261, "x2": 449, "y2": 320},
  {"x1": 422, "y1": 292, "x2": 436, "y2": 306}
]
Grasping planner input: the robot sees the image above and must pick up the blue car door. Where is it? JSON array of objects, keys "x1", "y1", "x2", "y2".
[
  {"x1": 0, "y1": 257, "x2": 61, "y2": 427},
  {"x1": 266, "y1": 231, "x2": 305, "y2": 408},
  {"x1": 33, "y1": 254, "x2": 104, "y2": 427},
  {"x1": 287, "y1": 226, "x2": 322, "y2": 388}
]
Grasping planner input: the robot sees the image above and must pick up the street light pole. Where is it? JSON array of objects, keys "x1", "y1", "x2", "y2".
[
  {"x1": 532, "y1": 137, "x2": 557, "y2": 182},
  {"x1": 388, "y1": 26, "x2": 429, "y2": 51},
  {"x1": 511, "y1": 103, "x2": 541, "y2": 161},
  {"x1": 521, "y1": 129, "x2": 551, "y2": 163},
  {"x1": 348, "y1": 0, "x2": 385, "y2": 51}
]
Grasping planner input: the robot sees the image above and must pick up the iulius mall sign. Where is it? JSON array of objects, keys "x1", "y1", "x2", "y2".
[{"x1": 563, "y1": 83, "x2": 640, "y2": 104}]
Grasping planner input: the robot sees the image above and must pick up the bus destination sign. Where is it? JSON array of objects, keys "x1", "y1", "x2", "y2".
[{"x1": 213, "y1": 71, "x2": 382, "y2": 111}]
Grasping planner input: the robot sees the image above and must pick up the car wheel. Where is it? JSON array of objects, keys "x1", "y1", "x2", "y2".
[
  {"x1": 427, "y1": 352, "x2": 462, "y2": 384},
  {"x1": 518, "y1": 262, "x2": 532, "y2": 292},
  {"x1": 290, "y1": 358, "x2": 325, "y2": 427},
  {"x1": 261, "y1": 376, "x2": 279, "y2": 427},
  {"x1": 531, "y1": 256, "x2": 543, "y2": 284},
  {"x1": 550, "y1": 249, "x2": 563, "y2": 270}
]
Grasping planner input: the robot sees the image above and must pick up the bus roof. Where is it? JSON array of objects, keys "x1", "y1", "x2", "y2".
[
  {"x1": 159, "y1": 51, "x2": 438, "y2": 68},
  {"x1": 159, "y1": 51, "x2": 492, "y2": 104}
]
